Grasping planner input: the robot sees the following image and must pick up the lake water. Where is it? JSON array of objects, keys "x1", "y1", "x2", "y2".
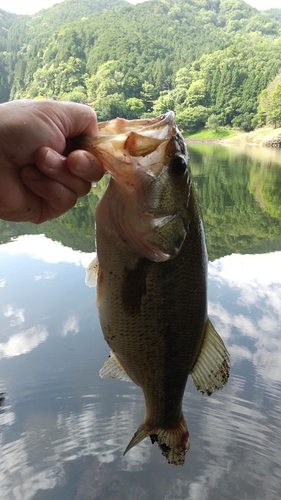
[{"x1": 1, "y1": 145, "x2": 281, "y2": 500}]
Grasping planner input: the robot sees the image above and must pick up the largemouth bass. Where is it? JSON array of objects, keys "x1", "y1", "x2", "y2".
[{"x1": 77, "y1": 112, "x2": 229, "y2": 465}]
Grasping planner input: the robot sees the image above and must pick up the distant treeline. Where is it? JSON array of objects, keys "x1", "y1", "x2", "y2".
[{"x1": 0, "y1": 0, "x2": 281, "y2": 132}]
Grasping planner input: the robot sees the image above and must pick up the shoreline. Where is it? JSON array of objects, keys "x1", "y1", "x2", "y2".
[{"x1": 186, "y1": 127, "x2": 281, "y2": 148}]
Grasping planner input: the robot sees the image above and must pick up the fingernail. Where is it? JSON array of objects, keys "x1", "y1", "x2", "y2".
[
  {"x1": 69, "y1": 151, "x2": 104, "y2": 181},
  {"x1": 74, "y1": 153, "x2": 92, "y2": 173},
  {"x1": 45, "y1": 148, "x2": 60, "y2": 169}
]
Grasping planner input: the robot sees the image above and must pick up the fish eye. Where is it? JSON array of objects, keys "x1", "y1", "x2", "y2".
[{"x1": 171, "y1": 156, "x2": 187, "y2": 175}]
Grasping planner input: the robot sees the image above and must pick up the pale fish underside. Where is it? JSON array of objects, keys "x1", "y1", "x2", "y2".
[{"x1": 78, "y1": 112, "x2": 230, "y2": 465}]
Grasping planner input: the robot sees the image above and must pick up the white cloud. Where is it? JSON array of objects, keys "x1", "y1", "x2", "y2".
[
  {"x1": 209, "y1": 252, "x2": 281, "y2": 287},
  {"x1": 209, "y1": 252, "x2": 281, "y2": 385},
  {"x1": 34, "y1": 271, "x2": 57, "y2": 281},
  {"x1": 61, "y1": 316, "x2": 79, "y2": 337},
  {"x1": 0, "y1": 234, "x2": 94, "y2": 268},
  {"x1": 0, "y1": 434, "x2": 64, "y2": 500},
  {"x1": 0, "y1": 410, "x2": 15, "y2": 427},
  {"x1": 0, "y1": 279, "x2": 5, "y2": 287},
  {"x1": 0, "y1": 325, "x2": 48, "y2": 359},
  {"x1": 4, "y1": 305, "x2": 25, "y2": 326}
]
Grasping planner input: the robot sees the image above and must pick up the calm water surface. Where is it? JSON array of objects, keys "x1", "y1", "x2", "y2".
[{"x1": 1, "y1": 145, "x2": 281, "y2": 500}]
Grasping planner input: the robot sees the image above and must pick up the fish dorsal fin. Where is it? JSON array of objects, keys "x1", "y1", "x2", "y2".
[
  {"x1": 99, "y1": 352, "x2": 132, "y2": 382},
  {"x1": 85, "y1": 255, "x2": 99, "y2": 287},
  {"x1": 191, "y1": 319, "x2": 230, "y2": 395}
]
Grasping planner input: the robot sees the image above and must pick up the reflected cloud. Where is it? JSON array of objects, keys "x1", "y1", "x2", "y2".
[
  {"x1": 0, "y1": 325, "x2": 48, "y2": 359},
  {"x1": 54, "y1": 397, "x2": 151, "y2": 470},
  {"x1": 209, "y1": 251, "x2": 281, "y2": 302},
  {"x1": 0, "y1": 409, "x2": 15, "y2": 427},
  {"x1": 4, "y1": 305, "x2": 25, "y2": 326},
  {"x1": 61, "y1": 316, "x2": 79, "y2": 337},
  {"x1": 1, "y1": 250, "x2": 281, "y2": 499},
  {"x1": 0, "y1": 234, "x2": 94, "y2": 268},
  {"x1": 0, "y1": 435, "x2": 64, "y2": 500},
  {"x1": 187, "y1": 481, "x2": 208, "y2": 500},
  {"x1": 209, "y1": 251, "x2": 281, "y2": 384},
  {"x1": 34, "y1": 271, "x2": 57, "y2": 281}
]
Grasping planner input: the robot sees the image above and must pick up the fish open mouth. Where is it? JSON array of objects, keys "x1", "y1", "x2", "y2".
[{"x1": 77, "y1": 111, "x2": 189, "y2": 262}]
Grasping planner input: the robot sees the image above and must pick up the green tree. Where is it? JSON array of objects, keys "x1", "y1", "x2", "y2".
[
  {"x1": 206, "y1": 114, "x2": 220, "y2": 131},
  {"x1": 94, "y1": 93, "x2": 127, "y2": 121},
  {"x1": 153, "y1": 91, "x2": 175, "y2": 115},
  {"x1": 60, "y1": 86, "x2": 88, "y2": 103},
  {"x1": 255, "y1": 74, "x2": 281, "y2": 127},
  {"x1": 270, "y1": 82, "x2": 281, "y2": 128},
  {"x1": 125, "y1": 97, "x2": 146, "y2": 119},
  {"x1": 184, "y1": 79, "x2": 207, "y2": 107},
  {"x1": 176, "y1": 106, "x2": 209, "y2": 133}
]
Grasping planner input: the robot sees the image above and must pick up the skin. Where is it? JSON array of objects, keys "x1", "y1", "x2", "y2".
[{"x1": 0, "y1": 99, "x2": 104, "y2": 223}]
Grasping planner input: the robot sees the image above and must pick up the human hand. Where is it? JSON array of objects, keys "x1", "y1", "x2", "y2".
[{"x1": 0, "y1": 99, "x2": 104, "y2": 223}]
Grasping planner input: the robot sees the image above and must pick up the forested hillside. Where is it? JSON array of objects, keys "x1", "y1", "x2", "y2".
[
  {"x1": 265, "y1": 9, "x2": 281, "y2": 22},
  {"x1": 1, "y1": 0, "x2": 281, "y2": 132}
]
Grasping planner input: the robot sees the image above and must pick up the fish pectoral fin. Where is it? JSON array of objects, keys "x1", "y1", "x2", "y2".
[
  {"x1": 85, "y1": 255, "x2": 99, "y2": 287},
  {"x1": 99, "y1": 352, "x2": 132, "y2": 382},
  {"x1": 191, "y1": 318, "x2": 230, "y2": 395},
  {"x1": 124, "y1": 412, "x2": 189, "y2": 466}
]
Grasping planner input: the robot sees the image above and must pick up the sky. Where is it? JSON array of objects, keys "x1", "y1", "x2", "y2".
[{"x1": 0, "y1": 0, "x2": 280, "y2": 16}]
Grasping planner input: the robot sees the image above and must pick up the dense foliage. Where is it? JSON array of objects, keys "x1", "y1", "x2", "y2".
[
  {"x1": 265, "y1": 8, "x2": 281, "y2": 23},
  {"x1": 1, "y1": 0, "x2": 281, "y2": 131}
]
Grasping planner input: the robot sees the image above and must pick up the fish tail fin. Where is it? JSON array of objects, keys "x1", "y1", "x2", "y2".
[{"x1": 124, "y1": 412, "x2": 189, "y2": 466}]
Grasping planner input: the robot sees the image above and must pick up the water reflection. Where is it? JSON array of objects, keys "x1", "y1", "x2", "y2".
[
  {"x1": 209, "y1": 251, "x2": 281, "y2": 383},
  {"x1": 1, "y1": 146, "x2": 281, "y2": 499}
]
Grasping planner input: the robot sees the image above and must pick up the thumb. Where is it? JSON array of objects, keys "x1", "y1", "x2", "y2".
[{"x1": 52, "y1": 101, "x2": 99, "y2": 139}]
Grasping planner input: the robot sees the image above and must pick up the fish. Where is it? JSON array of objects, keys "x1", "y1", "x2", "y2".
[{"x1": 77, "y1": 111, "x2": 229, "y2": 465}]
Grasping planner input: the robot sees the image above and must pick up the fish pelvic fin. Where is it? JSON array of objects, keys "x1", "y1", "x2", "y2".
[
  {"x1": 85, "y1": 255, "x2": 99, "y2": 287},
  {"x1": 124, "y1": 412, "x2": 190, "y2": 466},
  {"x1": 99, "y1": 352, "x2": 132, "y2": 382},
  {"x1": 191, "y1": 318, "x2": 230, "y2": 395}
]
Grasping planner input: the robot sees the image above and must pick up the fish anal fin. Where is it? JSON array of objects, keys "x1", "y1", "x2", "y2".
[
  {"x1": 123, "y1": 423, "x2": 149, "y2": 456},
  {"x1": 122, "y1": 259, "x2": 149, "y2": 316},
  {"x1": 99, "y1": 352, "x2": 132, "y2": 382},
  {"x1": 85, "y1": 255, "x2": 99, "y2": 287},
  {"x1": 124, "y1": 413, "x2": 189, "y2": 466},
  {"x1": 191, "y1": 318, "x2": 230, "y2": 395}
]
